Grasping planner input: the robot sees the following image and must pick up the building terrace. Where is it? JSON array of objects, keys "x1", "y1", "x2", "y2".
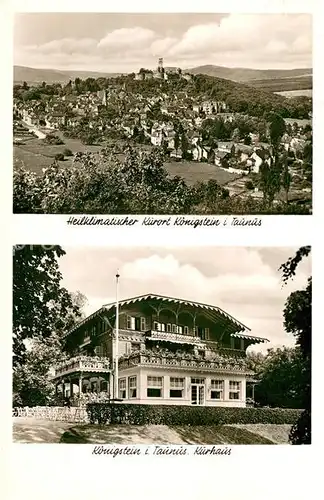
[{"x1": 54, "y1": 293, "x2": 268, "y2": 406}]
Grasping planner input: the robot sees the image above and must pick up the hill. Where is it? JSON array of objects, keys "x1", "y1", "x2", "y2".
[
  {"x1": 187, "y1": 64, "x2": 312, "y2": 82},
  {"x1": 14, "y1": 65, "x2": 121, "y2": 84},
  {"x1": 14, "y1": 65, "x2": 70, "y2": 84},
  {"x1": 14, "y1": 64, "x2": 312, "y2": 87},
  {"x1": 246, "y1": 75, "x2": 312, "y2": 93}
]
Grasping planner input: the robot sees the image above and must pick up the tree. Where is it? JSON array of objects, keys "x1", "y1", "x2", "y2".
[
  {"x1": 282, "y1": 153, "x2": 292, "y2": 204},
  {"x1": 259, "y1": 157, "x2": 282, "y2": 207},
  {"x1": 13, "y1": 245, "x2": 82, "y2": 366},
  {"x1": 279, "y1": 247, "x2": 311, "y2": 444},
  {"x1": 269, "y1": 113, "x2": 286, "y2": 152},
  {"x1": 13, "y1": 290, "x2": 87, "y2": 407},
  {"x1": 253, "y1": 347, "x2": 307, "y2": 408}
]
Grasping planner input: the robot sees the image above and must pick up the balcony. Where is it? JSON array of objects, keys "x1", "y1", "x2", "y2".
[
  {"x1": 54, "y1": 356, "x2": 111, "y2": 378},
  {"x1": 118, "y1": 351, "x2": 250, "y2": 374},
  {"x1": 145, "y1": 329, "x2": 205, "y2": 345},
  {"x1": 218, "y1": 348, "x2": 246, "y2": 358}
]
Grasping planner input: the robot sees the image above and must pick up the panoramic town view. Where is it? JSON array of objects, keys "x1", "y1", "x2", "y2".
[
  {"x1": 12, "y1": 245, "x2": 311, "y2": 444},
  {"x1": 13, "y1": 13, "x2": 312, "y2": 214}
]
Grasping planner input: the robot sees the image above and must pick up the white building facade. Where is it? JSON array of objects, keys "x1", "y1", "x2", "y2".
[{"x1": 54, "y1": 294, "x2": 268, "y2": 407}]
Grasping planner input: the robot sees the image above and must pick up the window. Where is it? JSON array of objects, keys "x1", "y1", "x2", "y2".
[
  {"x1": 170, "y1": 377, "x2": 184, "y2": 398},
  {"x1": 100, "y1": 380, "x2": 108, "y2": 392},
  {"x1": 176, "y1": 325, "x2": 183, "y2": 334},
  {"x1": 166, "y1": 323, "x2": 172, "y2": 333},
  {"x1": 126, "y1": 315, "x2": 136, "y2": 330},
  {"x1": 229, "y1": 381, "x2": 240, "y2": 400},
  {"x1": 147, "y1": 376, "x2": 163, "y2": 397},
  {"x1": 119, "y1": 378, "x2": 126, "y2": 399},
  {"x1": 184, "y1": 326, "x2": 189, "y2": 335},
  {"x1": 95, "y1": 345, "x2": 104, "y2": 357},
  {"x1": 140, "y1": 317, "x2": 146, "y2": 331},
  {"x1": 128, "y1": 376, "x2": 137, "y2": 398},
  {"x1": 131, "y1": 342, "x2": 141, "y2": 352},
  {"x1": 193, "y1": 327, "x2": 198, "y2": 337},
  {"x1": 233, "y1": 337, "x2": 241, "y2": 350},
  {"x1": 172, "y1": 324, "x2": 177, "y2": 333},
  {"x1": 205, "y1": 328, "x2": 210, "y2": 340},
  {"x1": 210, "y1": 380, "x2": 224, "y2": 400},
  {"x1": 191, "y1": 378, "x2": 205, "y2": 384}
]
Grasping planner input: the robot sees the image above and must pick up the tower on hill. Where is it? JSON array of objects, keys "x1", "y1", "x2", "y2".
[{"x1": 158, "y1": 57, "x2": 164, "y2": 73}]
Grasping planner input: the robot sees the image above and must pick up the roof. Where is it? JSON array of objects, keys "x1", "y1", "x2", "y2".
[{"x1": 66, "y1": 293, "x2": 268, "y2": 344}]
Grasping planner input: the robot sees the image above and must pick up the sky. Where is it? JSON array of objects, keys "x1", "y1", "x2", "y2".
[
  {"x1": 14, "y1": 13, "x2": 312, "y2": 72},
  {"x1": 58, "y1": 246, "x2": 311, "y2": 353}
]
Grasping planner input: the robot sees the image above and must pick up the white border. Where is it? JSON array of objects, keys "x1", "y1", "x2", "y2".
[{"x1": 1, "y1": 2, "x2": 322, "y2": 500}]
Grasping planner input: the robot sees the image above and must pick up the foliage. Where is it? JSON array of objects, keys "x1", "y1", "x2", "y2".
[
  {"x1": 279, "y1": 246, "x2": 311, "y2": 284},
  {"x1": 86, "y1": 403, "x2": 302, "y2": 426},
  {"x1": 55, "y1": 153, "x2": 65, "y2": 161},
  {"x1": 12, "y1": 245, "x2": 82, "y2": 365},
  {"x1": 13, "y1": 335, "x2": 67, "y2": 407},
  {"x1": 253, "y1": 347, "x2": 308, "y2": 409},
  {"x1": 13, "y1": 288, "x2": 86, "y2": 407},
  {"x1": 13, "y1": 148, "x2": 311, "y2": 215},
  {"x1": 63, "y1": 148, "x2": 73, "y2": 156},
  {"x1": 245, "y1": 180, "x2": 254, "y2": 191},
  {"x1": 280, "y1": 247, "x2": 311, "y2": 444},
  {"x1": 284, "y1": 278, "x2": 312, "y2": 360},
  {"x1": 44, "y1": 134, "x2": 64, "y2": 145}
]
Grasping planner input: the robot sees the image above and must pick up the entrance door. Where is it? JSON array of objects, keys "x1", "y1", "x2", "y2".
[{"x1": 191, "y1": 384, "x2": 205, "y2": 405}]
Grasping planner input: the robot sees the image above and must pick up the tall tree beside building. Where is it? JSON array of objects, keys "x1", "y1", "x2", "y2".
[
  {"x1": 279, "y1": 246, "x2": 311, "y2": 444},
  {"x1": 13, "y1": 245, "x2": 82, "y2": 366}
]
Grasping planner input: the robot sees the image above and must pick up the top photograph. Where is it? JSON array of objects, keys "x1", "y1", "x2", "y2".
[{"x1": 13, "y1": 13, "x2": 312, "y2": 215}]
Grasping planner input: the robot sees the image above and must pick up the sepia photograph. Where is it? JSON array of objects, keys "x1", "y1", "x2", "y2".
[
  {"x1": 12, "y1": 245, "x2": 311, "y2": 445},
  {"x1": 13, "y1": 13, "x2": 312, "y2": 215}
]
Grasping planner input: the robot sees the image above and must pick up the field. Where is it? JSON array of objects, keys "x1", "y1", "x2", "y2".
[
  {"x1": 275, "y1": 89, "x2": 313, "y2": 98},
  {"x1": 247, "y1": 75, "x2": 312, "y2": 93},
  {"x1": 164, "y1": 161, "x2": 239, "y2": 186},
  {"x1": 14, "y1": 136, "x2": 104, "y2": 174},
  {"x1": 14, "y1": 135, "x2": 239, "y2": 186},
  {"x1": 12, "y1": 418, "x2": 292, "y2": 444}
]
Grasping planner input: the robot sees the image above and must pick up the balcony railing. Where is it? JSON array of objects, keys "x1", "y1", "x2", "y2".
[
  {"x1": 54, "y1": 356, "x2": 111, "y2": 378},
  {"x1": 118, "y1": 351, "x2": 249, "y2": 374},
  {"x1": 218, "y1": 348, "x2": 246, "y2": 358},
  {"x1": 146, "y1": 329, "x2": 205, "y2": 345}
]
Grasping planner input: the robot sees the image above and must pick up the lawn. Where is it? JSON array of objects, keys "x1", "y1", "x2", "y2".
[
  {"x1": 14, "y1": 137, "x2": 240, "y2": 187},
  {"x1": 59, "y1": 424, "x2": 282, "y2": 444},
  {"x1": 12, "y1": 418, "x2": 73, "y2": 444},
  {"x1": 164, "y1": 161, "x2": 239, "y2": 186},
  {"x1": 12, "y1": 418, "x2": 292, "y2": 444},
  {"x1": 13, "y1": 136, "x2": 104, "y2": 175}
]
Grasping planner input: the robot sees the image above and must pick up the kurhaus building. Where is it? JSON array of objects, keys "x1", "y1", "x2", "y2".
[{"x1": 53, "y1": 294, "x2": 268, "y2": 407}]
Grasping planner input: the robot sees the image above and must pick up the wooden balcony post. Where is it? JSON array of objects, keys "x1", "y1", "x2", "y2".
[
  {"x1": 62, "y1": 378, "x2": 65, "y2": 405},
  {"x1": 79, "y1": 374, "x2": 83, "y2": 396}
]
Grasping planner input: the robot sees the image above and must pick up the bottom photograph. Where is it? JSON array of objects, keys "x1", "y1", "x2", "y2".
[{"x1": 12, "y1": 245, "x2": 311, "y2": 445}]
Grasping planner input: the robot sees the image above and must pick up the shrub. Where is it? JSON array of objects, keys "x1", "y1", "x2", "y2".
[
  {"x1": 86, "y1": 403, "x2": 302, "y2": 426},
  {"x1": 63, "y1": 148, "x2": 73, "y2": 156},
  {"x1": 245, "y1": 180, "x2": 254, "y2": 190},
  {"x1": 54, "y1": 153, "x2": 65, "y2": 161},
  {"x1": 44, "y1": 134, "x2": 64, "y2": 145}
]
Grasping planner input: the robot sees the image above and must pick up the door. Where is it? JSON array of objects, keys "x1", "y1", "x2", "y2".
[{"x1": 191, "y1": 384, "x2": 205, "y2": 405}]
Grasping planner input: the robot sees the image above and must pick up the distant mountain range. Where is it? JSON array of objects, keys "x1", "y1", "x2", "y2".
[
  {"x1": 14, "y1": 64, "x2": 312, "y2": 86},
  {"x1": 186, "y1": 65, "x2": 312, "y2": 82},
  {"x1": 13, "y1": 66, "x2": 121, "y2": 84}
]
